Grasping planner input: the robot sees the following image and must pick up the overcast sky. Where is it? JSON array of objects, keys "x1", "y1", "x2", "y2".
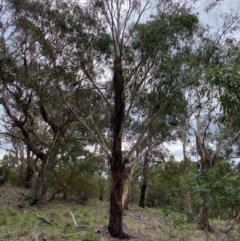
[{"x1": 196, "y1": 0, "x2": 240, "y2": 26}]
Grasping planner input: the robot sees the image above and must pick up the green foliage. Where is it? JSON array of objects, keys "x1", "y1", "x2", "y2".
[
  {"x1": 0, "y1": 154, "x2": 21, "y2": 186},
  {"x1": 132, "y1": 13, "x2": 198, "y2": 60},
  {"x1": 7, "y1": 168, "x2": 22, "y2": 186},
  {"x1": 160, "y1": 207, "x2": 189, "y2": 240},
  {"x1": 146, "y1": 160, "x2": 198, "y2": 210},
  {"x1": 194, "y1": 160, "x2": 240, "y2": 219},
  {"x1": 70, "y1": 174, "x2": 99, "y2": 204},
  {"x1": 50, "y1": 167, "x2": 100, "y2": 204}
]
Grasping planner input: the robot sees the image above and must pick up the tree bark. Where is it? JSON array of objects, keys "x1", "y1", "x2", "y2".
[
  {"x1": 139, "y1": 184, "x2": 147, "y2": 208},
  {"x1": 124, "y1": 184, "x2": 131, "y2": 210},
  {"x1": 122, "y1": 166, "x2": 131, "y2": 210},
  {"x1": 20, "y1": 154, "x2": 57, "y2": 206},
  {"x1": 108, "y1": 57, "x2": 129, "y2": 239},
  {"x1": 122, "y1": 161, "x2": 138, "y2": 209},
  {"x1": 181, "y1": 122, "x2": 194, "y2": 220},
  {"x1": 139, "y1": 151, "x2": 149, "y2": 208},
  {"x1": 221, "y1": 212, "x2": 240, "y2": 234},
  {"x1": 22, "y1": 148, "x2": 34, "y2": 189},
  {"x1": 195, "y1": 117, "x2": 213, "y2": 231},
  {"x1": 197, "y1": 196, "x2": 212, "y2": 232}
]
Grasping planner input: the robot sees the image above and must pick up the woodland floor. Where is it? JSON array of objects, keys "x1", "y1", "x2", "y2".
[{"x1": 0, "y1": 185, "x2": 240, "y2": 241}]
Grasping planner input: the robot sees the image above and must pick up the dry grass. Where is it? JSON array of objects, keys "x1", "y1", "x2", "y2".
[{"x1": 0, "y1": 185, "x2": 240, "y2": 241}]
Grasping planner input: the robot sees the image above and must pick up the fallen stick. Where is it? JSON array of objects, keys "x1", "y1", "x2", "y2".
[
  {"x1": 70, "y1": 211, "x2": 78, "y2": 227},
  {"x1": 70, "y1": 211, "x2": 89, "y2": 229}
]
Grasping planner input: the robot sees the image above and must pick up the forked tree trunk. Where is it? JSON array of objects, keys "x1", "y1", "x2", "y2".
[
  {"x1": 20, "y1": 156, "x2": 56, "y2": 207},
  {"x1": 108, "y1": 57, "x2": 129, "y2": 239},
  {"x1": 196, "y1": 130, "x2": 213, "y2": 231},
  {"x1": 24, "y1": 176, "x2": 48, "y2": 205},
  {"x1": 197, "y1": 196, "x2": 212, "y2": 232}
]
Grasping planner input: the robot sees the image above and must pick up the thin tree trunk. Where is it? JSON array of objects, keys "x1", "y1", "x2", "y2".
[
  {"x1": 122, "y1": 166, "x2": 130, "y2": 209},
  {"x1": 139, "y1": 184, "x2": 147, "y2": 208},
  {"x1": 181, "y1": 122, "x2": 194, "y2": 220},
  {"x1": 122, "y1": 161, "x2": 138, "y2": 209},
  {"x1": 139, "y1": 151, "x2": 149, "y2": 208},
  {"x1": 99, "y1": 159, "x2": 105, "y2": 201},
  {"x1": 124, "y1": 183, "x2": 131, "y2": 210},
  {"x1": 221, "y1": 212, "x2": 240, "y2": 233},
  {"x1": 108, "y1": 57, "x2": 129, "y2": 239},
  {"x1": 23, "y1": 148, "x2": 34, "y2": 189}
]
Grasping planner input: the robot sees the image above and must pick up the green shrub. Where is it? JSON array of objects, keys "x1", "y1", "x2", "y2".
[
  {"x1": 0, "y1": 164, "x2": 10, "y2": 185},
  {"x1": 49, "y1": 170, "x2": 99, "y2": 204}
]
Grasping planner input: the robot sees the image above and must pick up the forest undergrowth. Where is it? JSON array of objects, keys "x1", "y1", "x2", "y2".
[{"x1": 0, "y1": 185, "x2": 240, "y2": 241}]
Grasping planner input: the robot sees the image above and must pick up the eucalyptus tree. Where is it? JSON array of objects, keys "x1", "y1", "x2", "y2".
[
  {"x1": 0, "y1": 0, "x2": 107, "y2": 205},
  {"x1": 81, "y1": 0, "x2": 201, "y2": 238},
  {"x1": 206, "y1": 31, "x2": 240, "y2": 232},
  {"x1": 185, "y1": 64, "x2": 240, "y2": 231},
  {"x1": 1, "y1": 0, "x2": 236, "y2": 237}
]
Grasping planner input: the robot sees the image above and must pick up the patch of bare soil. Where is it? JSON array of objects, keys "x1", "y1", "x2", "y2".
[
  {"x1": 95, "y1": 209, "x2": 163, "y2": 241},
  {"x1": 96, "y1": 227, "x2": 162, "y2": 241},
  {"x1": 0, "y1": 185, "x2": 27, "y2": 206}
]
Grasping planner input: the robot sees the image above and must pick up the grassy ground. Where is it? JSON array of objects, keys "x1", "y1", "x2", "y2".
[{"x1": 0, "y1": 185, "x2": 240, "y2": 241}]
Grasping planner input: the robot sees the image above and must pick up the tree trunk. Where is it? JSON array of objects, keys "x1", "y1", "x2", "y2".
[
  {"x1": 197, "y1": 196, "x2": 212, "y2": 232},
  {"x1": 99, "y1": 176, "x2": 104, "y2": 201},
  {"x1": 108, "y1": 156, "x2": 129, "y2": 238},
  {"x1": 181, "y1": 125, "x2": 194, "y2": 220},
  {"x1": 139, "y1": 184, "x2": 147, "y2": 208},
  {"x1": 108, "y1": 57, "x2": 129, "y2": 239},
  {"x1": 122, "y1": 165, "x2": 131, "y2": 210},
  {"x1": 20, "y1": 156, "x2": 56, "y2": 206},
  {"x1": 122, "y1": 161, "x2": 138, "y2": 210},
  {"x1": 221, "y1": 212, "x2": 240, "y2": 233},
  {"x1": 197, "y1": 166, "x2": 213, "y2": 232},
  {"x1": 23, "y1": 162, "x2": 34, "y2": 189},
  {"x1": 24, "y1": 176, "x2": 48, "y2": 205},
  {"x1": 99, "y1": 158, "x2": 105, "y2": 201},
  {"x1": 124, "y1": 184, "x2": 131, "y2": 210},
  {"x1": 196, "y1": 127, "x2": 213, "y2": 231},
  {"x1": 139, "y1": 151, "x2": 149, "y2": 208},
  {"x1": 22, "y1": 148, "x2": 34, "y2": 189}
]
